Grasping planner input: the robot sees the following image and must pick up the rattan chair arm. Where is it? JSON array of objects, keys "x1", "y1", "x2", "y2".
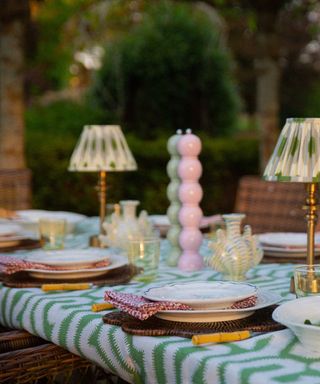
[
  {"x1": 0, "y1": 330, "x2": 45, "y2": 353},
  {"x1": 0, "y1": 343, "x2": 93, "y2": 383}
]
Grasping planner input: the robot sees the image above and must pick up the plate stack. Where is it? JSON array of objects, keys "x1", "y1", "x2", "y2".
[
  {"x1": 14, "y1": 210, "x2": 86, "y2": 234},
  {"x1": 22, "y1": 249, "x2": 127, "y2": 280},
  {"x1": 0, "y1": 223, "x2": 36, "y2": 250},
  {"x1": 259, "y1": 232, "x2": 320, "y2": 261},
  {"x1": 143, "y1": 281, "x2": 281, "y2": 323}
]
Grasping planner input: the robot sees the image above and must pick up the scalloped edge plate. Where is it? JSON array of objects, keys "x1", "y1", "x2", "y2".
[
  {"x1": 23, "y1": 248, "x2": 113, "y2": 269},
  {"x1": 25, "y1": 254, "x2": 127, "y2": 280},
  {"x1": 259, "y1": 232, "x2": 320, "y2": 249},
  {"x1": 143, "y1": 281, "x2": 257, "y2": 309},
  {"x1": 156, "y1": 289, "x2": 281, "y2": 322}
]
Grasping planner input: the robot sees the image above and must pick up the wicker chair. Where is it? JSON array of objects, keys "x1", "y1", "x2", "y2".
[
  {"x1": 0, "y1": 327, "x2": 127, "y2": 383},
  {"x1": 0, "y1": 169, "x2": 32, "y2": 210},
  {"x1": 234, "y1": 175, "x2": 311, "y2": 234}
]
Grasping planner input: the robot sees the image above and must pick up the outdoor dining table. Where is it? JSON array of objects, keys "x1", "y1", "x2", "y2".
[{"x1": 1, "y1": 217, "x2": 320, "y2": 384}]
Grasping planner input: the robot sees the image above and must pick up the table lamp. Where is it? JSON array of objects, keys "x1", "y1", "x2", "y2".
[
  {"x1": 69, "y1": 125, "x2": 137, "y2": 247},
  {"x1": 263, "y1": 117, "x2": 320, "y2": 292}
]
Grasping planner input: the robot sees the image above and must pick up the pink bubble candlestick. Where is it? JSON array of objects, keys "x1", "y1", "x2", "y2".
[{"x1": 177, "y1": 129, "x2": 204, "y2": 271}]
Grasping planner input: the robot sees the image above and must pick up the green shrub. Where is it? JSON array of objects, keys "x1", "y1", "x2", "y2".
[
  {"x1": 26, "y1": 101, "x2": 259, "y2": 215},
  {"x1": 25, "y1": 100, "x2": 106, "y2": 136},
  {"x1": 91, "y1": 1, "x2": 241, "y2": 139},
  {"x1": 25, "y1": 101, "x2": 105, "y2": 214}
]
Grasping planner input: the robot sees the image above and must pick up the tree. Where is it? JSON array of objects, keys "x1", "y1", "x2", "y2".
[
  {"x1": 193, "y1": 0, "x2": 319, "y2": 169},
  {"x1": 0, "y1": 0, "x2": 29, "y2": 169},
  {"x1": 91, "y1": 1, "x2": 240, "y2": 138},
  {"x1": 0, "y1": 0, "x2": 31, "y2": 209}
]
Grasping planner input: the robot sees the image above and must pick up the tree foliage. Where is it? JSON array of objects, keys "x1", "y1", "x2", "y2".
[{"x1": 91, "y1": 1, "x2": 241, "y2": 138}]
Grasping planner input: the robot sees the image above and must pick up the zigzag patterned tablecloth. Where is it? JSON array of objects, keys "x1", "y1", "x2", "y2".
[{"x1": 1, "y1": 220, "x2": 320, "y2": 384}]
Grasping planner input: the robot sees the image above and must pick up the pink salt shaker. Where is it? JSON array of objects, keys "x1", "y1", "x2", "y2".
[{"x1": 177, "y1": 129, "x2": 204, "y2": 271}]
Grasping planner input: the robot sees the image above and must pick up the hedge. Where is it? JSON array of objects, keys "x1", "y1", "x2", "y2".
[{"x1": 26, "y1": 102, "x2": 259, "y2": 216}]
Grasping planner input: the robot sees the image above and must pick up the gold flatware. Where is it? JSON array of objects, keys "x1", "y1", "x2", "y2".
[
  {"x1": 91, "y1": 302, "x2": 114, "y2": 312},
  {"x1": 192, "y1": 330, "x2": 252, "y2": 345},
  {"x1": 41, "y1": 283, "x2": 92, "y2": 291}
]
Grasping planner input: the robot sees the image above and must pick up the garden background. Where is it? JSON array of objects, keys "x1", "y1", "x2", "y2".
[{"x1": 1, "y1": 0, "x2": 320, "y2": 216}]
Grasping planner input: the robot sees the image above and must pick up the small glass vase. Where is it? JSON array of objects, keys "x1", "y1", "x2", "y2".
[
  {"x1": 207, "y1": 213, "x2": 263, "y2": 281},
  {"x1": 101, "y1": 200, "x2": 156, "y2": 251}
]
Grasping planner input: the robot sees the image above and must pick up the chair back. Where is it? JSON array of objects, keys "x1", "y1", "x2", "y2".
[
  {"x1": 234, "y1": 175, "x2": 309, "y2": 234},
  {"x1": 0, "y1": 169, "x2": 32, "y2": 210}
]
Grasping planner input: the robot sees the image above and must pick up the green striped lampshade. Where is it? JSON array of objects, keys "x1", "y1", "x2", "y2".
[
  {"x1": 263, "y1": 118, "x2": 320, "y2": 182},
  {"x1": 69, "y1": 125, "x2": 137, "y2": 172}
]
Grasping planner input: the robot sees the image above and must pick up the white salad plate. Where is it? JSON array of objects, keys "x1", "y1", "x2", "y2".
[
  {"x1": 14, "y1": 210, "x2": 87, "y2": 233},
  {"x1": 156, "y1": 289, "x2": 281, "y2": 323},
  {"x1": 143, "y1": 281, "x2": 257, "y2": 310},
  {"x1": 0, "y1": 223, "x2": 23, "y2": 237},
  {"x1": 259, "y1": 232, "x2": 320, "y2": 249},
  {"x1": 25, "y1": 254, "x2": 127, "y2": 280},
  {"x1": 23, "y1": 248, "x2": 113, "y2": 269},
  {"x1": 273, "y1": 296, "x2": 320, "y2": 352}
]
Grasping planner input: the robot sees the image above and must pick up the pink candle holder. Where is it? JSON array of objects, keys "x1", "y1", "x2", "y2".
[{"x1": 177, "y1": 129, "x2": 204, "y2": 271}]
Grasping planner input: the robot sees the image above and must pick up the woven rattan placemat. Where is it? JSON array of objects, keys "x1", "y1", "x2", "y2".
[
  {"x1": 2, "y1": 264, "x2": 138, "y2": 288},
  {"x1": 102, "y1": 305, "x2": 284, "y2": 338},
  {"x1": 0, "y1": 238, "x2": 40, "y2": 252}
]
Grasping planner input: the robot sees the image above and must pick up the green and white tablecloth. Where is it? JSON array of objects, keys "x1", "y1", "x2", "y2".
[{"x1": 1, "y1": 219, "x2": 320, "y2": 384}]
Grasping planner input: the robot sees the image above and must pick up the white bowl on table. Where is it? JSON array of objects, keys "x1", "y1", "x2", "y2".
[
  {"x1": 273, "y1": 296, "x2": 320, "y2": 352},
  {"x1": 15, "y1": 210, "x2": 86, "y2": 234}
]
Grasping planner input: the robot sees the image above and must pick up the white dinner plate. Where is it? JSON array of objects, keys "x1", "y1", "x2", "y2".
[
  {"x1": 23, "y1": 248, "x2": 114, "y2": 269},
  {"x1": 259, "y1": 232, "x2": 320, "y2": 249},
  {"x1": 0, "y1": 234, "x2": 30, "y2": 248},
  {"x1": 263, "y1": 250, "x2": 308, "y2": 258},
  {"x1": 14, "y1": 210, "x2": 86, "y2": 234},
  {"x1": 156, "y1": 289, "x2": 281, "y2": 322},
  {"x1": 261, "y1": 245, "x2": 314, "y2": 254},
  {"x1": 25, "y1": 254, "x2": 127, "y2": 280},
  {"x1": 143, "y1": 281, "x2": 257, "y2": 310},
  {"x1": 262, "y1": 246, "x2": 316, "y2": 258}
]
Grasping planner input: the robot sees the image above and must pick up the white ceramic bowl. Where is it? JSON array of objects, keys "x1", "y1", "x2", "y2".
[
  {"x1": 273, "y1": 296, "x2": 320, "y2": 352},
  {"x1": 15, "y1": 210, "x2": 86, "y2": 234}
]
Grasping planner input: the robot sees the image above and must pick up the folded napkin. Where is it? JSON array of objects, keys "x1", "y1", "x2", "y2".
[
  {"x1": 0, "y1": 255, "x2": 110, "y2": 275},
  {"x1": 104, "y1": 291, "x2": 257, "y2": 321},
  {"x1": 104, "y1": 291, "x2": 192, "y2": 320},
  {"x1": 230, "y1": 295, "x2": 257, "y2": 309}
]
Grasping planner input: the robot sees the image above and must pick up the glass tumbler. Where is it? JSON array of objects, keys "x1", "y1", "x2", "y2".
[
  {"x1": 128, "y1": 237, "x2": 161, "y2": 283},
  {"x1": 39, "y1": 218, "x2": 66, "y2": 250},
  {"x1": 294, "y1": 265, "x2": 320, "y2": 298}
]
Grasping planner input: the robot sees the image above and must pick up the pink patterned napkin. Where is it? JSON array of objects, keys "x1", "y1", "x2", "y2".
[
  {"x1": 0, "y1": 255, "x2": 110, "y2": 275},
  {"x1": 104, "y1": 291, "x2": 258, "y2": 321},
  {"x1": 104, "y1": 291, "x2": 192, "y2": 320},
  {"x1": 230, "y1": 295, "x2": 257, "y2": 309}
]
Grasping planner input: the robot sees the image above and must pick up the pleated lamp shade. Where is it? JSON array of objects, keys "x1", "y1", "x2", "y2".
[
  {"x1": 69, "y1": 125, "x2": 137, "y2": 172},
  {"x1": 263, "y1": 118, "x2": 320, "y2": 182}
]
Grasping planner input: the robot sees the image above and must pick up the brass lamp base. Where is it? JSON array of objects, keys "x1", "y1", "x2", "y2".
[
  {"x1": 290, "y1": 276, "x2": 295, "y2": 294},
  {"x1": 89, "y1": 235, "x2": 108, "y2": 248},
  {"x1": 290, "y1": 183, "x2": 320, "y2": 295}
]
